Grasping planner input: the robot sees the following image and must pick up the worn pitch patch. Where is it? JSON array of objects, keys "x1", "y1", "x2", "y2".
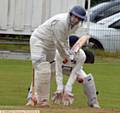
[{"x1": 0, "y1": 110, "x2": 40, "y2": 113}]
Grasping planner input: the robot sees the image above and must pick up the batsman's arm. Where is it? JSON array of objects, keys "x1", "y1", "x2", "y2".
[
  {"x1": 71, "y1": 35, "x2": 90, "y2": 53},
  {"x1": 51, "y1": 21, "x2": 69, "y2": 60}
]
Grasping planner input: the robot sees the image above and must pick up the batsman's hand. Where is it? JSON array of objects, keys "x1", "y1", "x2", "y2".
[
  {"x1": 52, "y1": 90, "x2": 63, "y2": 104},
  {"x1": 68, "y1": 49, "x2": 76, "y2": 61},
  {"x1": 63, "y1": 91, "x2": 74, "y2": 106}
]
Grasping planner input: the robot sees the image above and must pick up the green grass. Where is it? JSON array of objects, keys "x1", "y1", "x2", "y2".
[
  {"x1": 0, "y1": 58, "x2": 120, "y2": 112},
  {"x1": 0, "y1": 60, "x2": 32, "y2": 105},
  {"x1": 96, "y1": 50, "x2": 120, "y2": 59}
]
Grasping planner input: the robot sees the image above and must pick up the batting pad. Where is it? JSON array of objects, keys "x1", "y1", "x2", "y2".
[
  {"x1": 83, "y1": 74, "x2": 99, "y2": 106},
  {"x1": 35, "y1": 62, "x2": 51, "y2": 103}
]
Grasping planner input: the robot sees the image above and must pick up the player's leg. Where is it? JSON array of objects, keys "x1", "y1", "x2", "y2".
[
  {"x1": 26, "y1": 36, "x2": 52, "y2": 107},
  {"x1": 35, "y1": 61, "x2": 51, "y2": 106},
  {"x1": 36, "y1": 49, "x2": 55, "y2": 106},
  {"x1": 82, "y1": 73, "x2": 100, "y2": 108},
  {"x1": 74, "y1": 49, "x2": 100, "y2": 108},
  {"x1": 76, "y1": 69, "x2": 100, "y2": 108}
]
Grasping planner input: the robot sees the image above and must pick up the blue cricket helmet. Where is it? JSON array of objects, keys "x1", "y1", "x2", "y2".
[{"x1": 70, "y1": 5, "x2": 87, "y2": 21}]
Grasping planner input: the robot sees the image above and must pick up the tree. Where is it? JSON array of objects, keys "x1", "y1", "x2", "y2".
[{"x1": 91, "y1": 0, "x2": 111, "y2": 6}]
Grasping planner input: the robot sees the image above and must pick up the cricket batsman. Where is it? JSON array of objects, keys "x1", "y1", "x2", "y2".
[
  {"x1": 52, "y1": 35, "x2": 100, "y2": 108},
  {"x1": 26, "y1": 5, "x2": 94, "y2": 107}
]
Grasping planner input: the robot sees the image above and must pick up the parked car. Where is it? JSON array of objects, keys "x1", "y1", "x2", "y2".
[
  {"x1": 89, "y1": 12, "x2": 120, "y2": 52},
  {"x1": 89, "y1": 0, "x2": 120, "y2": 23}
]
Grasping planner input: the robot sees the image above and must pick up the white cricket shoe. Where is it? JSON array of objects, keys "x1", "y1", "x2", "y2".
[
  {"x1": 26, "y1": 100, "x2": 35, "y2": 106},
  {"x1": 92, "y1": 104, "x2": 100, "y2": 108},
  {"x1": 89, "y1": 103, "x2": 101, "y2": 108}
]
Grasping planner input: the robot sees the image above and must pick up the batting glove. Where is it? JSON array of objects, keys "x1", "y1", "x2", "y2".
[
  {"x1": 63, "y1": 58, "x2": 68, "y2": 64},
  {"x1": 52, "y1": 90, "x2": 63, "y2": 104},
  {"x1": 68, "y1": 49, "x2": 75, "y2": 60},
  {"x1": 63, "y1": 91, "x2": 74, "y2": 106}
]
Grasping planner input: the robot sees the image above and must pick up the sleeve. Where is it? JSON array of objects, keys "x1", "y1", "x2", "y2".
[
  {"x1": 51, "y1": 20, "x2": 70, "y2": 59},
  {"x1": 55, "y1": 50, "x2": 64, "y2": 91}
]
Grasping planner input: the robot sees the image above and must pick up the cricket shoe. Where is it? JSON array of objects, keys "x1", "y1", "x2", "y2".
[
  {"x1": 89, "y1": 103, "x2": 101, "y2": 108},
  {"x1": 26, "y1": 100, "x2": 35, "y2": 106}
]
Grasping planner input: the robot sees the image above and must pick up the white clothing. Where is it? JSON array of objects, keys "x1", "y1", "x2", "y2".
[
  {"x1": 55, "y1": 49, "x2": 87, "y2": 92},
  {"x1": 31, "y1": 13, "x2": 79, "y2": 61},
  {"x1": 55, "y1": 50, "x2": 100, "y2": 108},
  {"x1": 29, "y1": 12, "x2": 88, "y2": 103},
  {"x1": 30, "y1": 13, "x2": 79, "y2": 103}
]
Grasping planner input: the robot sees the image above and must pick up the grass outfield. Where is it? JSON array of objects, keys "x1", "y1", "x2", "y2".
[{"x1": 0, "y1": 57, "x2": 120, "y2": 113}]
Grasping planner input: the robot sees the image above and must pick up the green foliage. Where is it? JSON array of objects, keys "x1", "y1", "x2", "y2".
[{"x1": 91, "y1": 0, "x2": 110, "y2": 6}]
